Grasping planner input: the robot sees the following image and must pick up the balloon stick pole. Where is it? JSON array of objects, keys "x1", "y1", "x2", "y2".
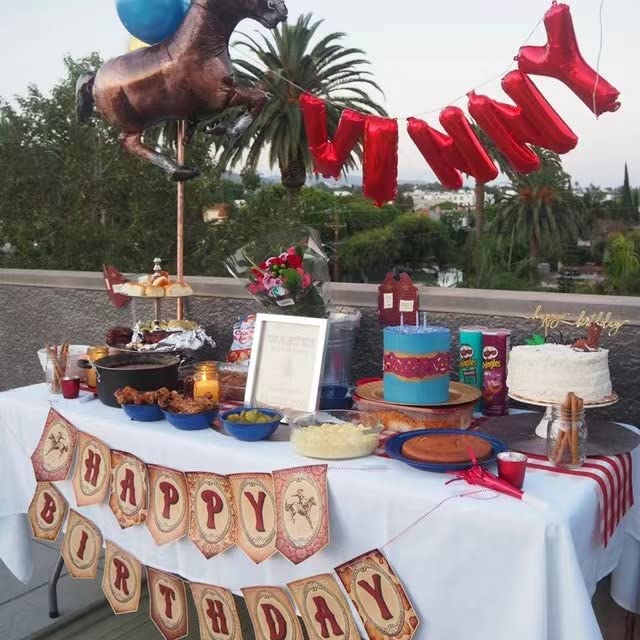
[{"x1": 176, "y1": 120, "x2": 185, "y2": 320}]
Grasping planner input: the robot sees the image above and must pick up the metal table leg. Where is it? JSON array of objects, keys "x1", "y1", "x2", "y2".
[
  {"x1": 624, "y1": 611, "x2": 636, "y2": 640},
  {"x1": 48, "y1": 553, "x2": 64, "y2": 619}
]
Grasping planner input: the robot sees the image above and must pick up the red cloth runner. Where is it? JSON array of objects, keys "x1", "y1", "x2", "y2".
[{"x1": 376, "y1": 418, "x2": 634, "y2": 546}]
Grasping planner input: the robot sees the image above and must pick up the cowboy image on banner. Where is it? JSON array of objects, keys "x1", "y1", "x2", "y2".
[
  {"x1": 31, "y1": 408, "x2": 78, "y2": 482},
  {"x1": 190, "y1": 582, "x2": 244, "y2": 640},
  {"x1": 109, "y1": 450, "x2": 148, "y2": 528},
  {"x1": 72, "y1": 432, "x2": 111, "y2": 506},
  {"x1": 147, "y1": 465, "x2": 190, "y2": 546},
  {"x1": 273, "y1": 465, "x2": 330, "y2": 564},
  {"x1": 187, "y1": 472, "x2": 237, "y2": 559},
  {"x1": 102, "y1": 541, "x2": 142, "y2": 615}
]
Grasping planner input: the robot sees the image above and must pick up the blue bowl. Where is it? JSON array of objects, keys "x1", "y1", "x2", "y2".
[
  {"x1": 162, "y1": 409, "x2": 218, "y2": 431},
  {"x1": 220, "y1": 408, "x2": 283, "y2": 442},
  {"x1": 320, "y1": 385, "x2": 354, "y2": 411},
  {"x1": 122, "y1": 403, "x2": 164, "y2": 422}
]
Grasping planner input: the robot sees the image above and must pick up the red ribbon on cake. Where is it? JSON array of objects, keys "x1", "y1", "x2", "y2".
[{"x1": 384, "y1": 352, "x2": 451, "y2": 379}]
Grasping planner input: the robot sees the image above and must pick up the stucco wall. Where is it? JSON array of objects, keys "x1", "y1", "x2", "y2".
[{"x1": 1, "y1": 281, "x2": 638, "y2": 424}]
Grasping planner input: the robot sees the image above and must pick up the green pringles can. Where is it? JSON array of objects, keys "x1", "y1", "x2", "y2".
[{"x1": 459, "y1": 326, "x2": 486, "y2": 411}]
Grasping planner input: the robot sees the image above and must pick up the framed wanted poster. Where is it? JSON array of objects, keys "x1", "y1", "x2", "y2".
[{"x1": 245, "y1": 314, "x2": 328, "y2": 414}]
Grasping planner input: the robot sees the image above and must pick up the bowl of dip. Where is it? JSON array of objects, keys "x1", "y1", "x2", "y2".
[{"x1": 291, "y1": 410, "x2": 382, "y2": 460}]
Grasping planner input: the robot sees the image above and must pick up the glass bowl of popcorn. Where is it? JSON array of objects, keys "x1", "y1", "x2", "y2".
[{"x1": 291, "y1": 410, "x2": 382, "y2": 460}]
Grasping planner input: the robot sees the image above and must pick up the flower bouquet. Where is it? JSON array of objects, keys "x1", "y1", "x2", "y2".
[{"x1": 225, "y1": 229, "x2": 330, "y2": 318}]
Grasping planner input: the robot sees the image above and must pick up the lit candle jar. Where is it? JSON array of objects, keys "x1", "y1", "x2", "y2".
[{"x1": 193, "y1": 362, "x2": 220, "y2": 402}]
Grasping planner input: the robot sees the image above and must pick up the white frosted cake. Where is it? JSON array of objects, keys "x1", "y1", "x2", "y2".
[{"x1": 507, "y1": 344, "x2": 612, "y2": 403}]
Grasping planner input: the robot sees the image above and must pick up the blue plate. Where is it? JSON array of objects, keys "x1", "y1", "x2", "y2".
[
  {"x1": 220, "y1": 408, "x2": 283, "y2": 442},
  {"x1": 122, "y1": 403, "x2": 164, "y2": 422},
  {"x1": 162, "y1": 409, "x2": 218, "y2": 431},
  {"x1": 385, "y1": 429, "x2": 507, "y2": 473}
]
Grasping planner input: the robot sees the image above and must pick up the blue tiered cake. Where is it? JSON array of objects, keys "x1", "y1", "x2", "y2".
[{"x1": 383, "y1": 326, "x2": 451, "y2": 405}]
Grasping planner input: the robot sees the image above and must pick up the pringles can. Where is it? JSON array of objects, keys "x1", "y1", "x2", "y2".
[
  {"x1": 459, "y1": 326, "x2": 486, "y2": 412},
  {"x1": 482, "y1": 329, "x2": 511, "y2": 416}
]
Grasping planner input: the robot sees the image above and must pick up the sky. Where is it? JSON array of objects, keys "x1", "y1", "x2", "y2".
[{"x1": 0, "y1": 0, "x2": 637, "y2": 187}]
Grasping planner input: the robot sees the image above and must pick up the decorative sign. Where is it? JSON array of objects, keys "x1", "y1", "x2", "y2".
[
  {"x1": 245, "y1": 314, "x2": 328, "y2": 413},
  {"x1": 109, "y1": 450, "x2": 148, "y2": 529},
  {"x1": 102, "y1": 541, "x2": 142, "y2": 615},
  {"x1": 103, "y1": 264, "x2": 130, "y2": 308},
  {"x1": 147, "y1": 465, "x2": 189, "y2": 546},
  {"x1": 187, "y1": 472, "x2": 237, "y2": 560},
  {"x1": 72, "y1": 432, "x2": 111, "y2": 507},
  {"x1": 527, "y1": 304, "x2": 629, "y2": 337},
  {"x1": 241, "y1": 586, "x2": 303, "y2": 640},
  {"x1": 31, "y1": 409, "x2": 78, "y2": 482},
  {"x1": 28, "y1": 482, "x2": 68, "y2": 542},
  {"x1": 288, "y1": 574, "x2": 360, "y2": 640},
  {"x1": 273, "y1": 465, "x2": 330, "y2": 564},
  {"x1": 190, "y1": 581, "x2": 244, "y2": 640},
  {"x1": 229, "y1": 473, "x2": 277, "y2": 564},
  {"x1": 147, "y1": 567, "x2": 189, "y2": 640},
  {"x1": 335, "y1": 549, "x2": 420, "y2": 640},
  {"x1": 61, "y1": 510, "x2": 103, "y2": 579}
]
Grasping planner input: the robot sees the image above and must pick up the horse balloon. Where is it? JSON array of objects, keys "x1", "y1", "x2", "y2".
[{"x1": 76, "y1": 0, "x2": 288, "y2": 181}]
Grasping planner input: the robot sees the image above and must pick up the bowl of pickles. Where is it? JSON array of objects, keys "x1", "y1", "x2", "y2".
[{"x1": 220, "y1": 408, "x2": 284, "y2": 442}]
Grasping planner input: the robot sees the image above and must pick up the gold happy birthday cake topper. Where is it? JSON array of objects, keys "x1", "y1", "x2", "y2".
[{"x1": 527, "y1": 304, "x2": 629, "y2": 337}]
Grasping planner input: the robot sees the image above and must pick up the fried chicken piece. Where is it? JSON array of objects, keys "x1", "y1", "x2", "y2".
[
  {"x1": 115, "y1": 386, "x2": 163, "y2": 406},
  {"x1": 156, "y1": 390, "x2": 218, "y2": 414},
  {"x1": 114, "y1": 386, "x2": 140, "y2": 406}
]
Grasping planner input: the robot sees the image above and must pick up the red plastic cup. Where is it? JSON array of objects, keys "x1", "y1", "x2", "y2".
[
  {"x1": 497, "y1": 451, "x2": 527, "y2": 489},
  {"x1": 61, "y1": 376, "x2": 81, "y2": 400}
]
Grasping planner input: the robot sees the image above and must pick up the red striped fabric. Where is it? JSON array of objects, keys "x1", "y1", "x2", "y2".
[{"x1": 525, "y1": 452, "x2": 633, "y2": 546}]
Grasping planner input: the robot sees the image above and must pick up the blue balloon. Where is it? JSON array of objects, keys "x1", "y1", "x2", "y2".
[{"x1": 116, "y1": 0, "x2": 191, "y2": 45}]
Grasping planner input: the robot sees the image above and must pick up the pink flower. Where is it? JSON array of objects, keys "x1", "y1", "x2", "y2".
[
  {"x1": 248, "y1": 283, "x2": 261, "y2": 294},
  {"x1": 302, "y1": 273, "x2": 312, "y2": 288}
]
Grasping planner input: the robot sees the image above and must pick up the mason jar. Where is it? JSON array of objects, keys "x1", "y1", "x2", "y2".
[{"x1": 547, "y1": 405, "x2": 587, "y2": 468}]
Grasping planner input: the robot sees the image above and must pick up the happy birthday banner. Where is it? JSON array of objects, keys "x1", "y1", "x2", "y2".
[
  {"x1": 300, "y1": 3, "x2": 621, "y2": 206},
  {"x1": 28, "y1": 408, "x2": 420, "y2": 640}
]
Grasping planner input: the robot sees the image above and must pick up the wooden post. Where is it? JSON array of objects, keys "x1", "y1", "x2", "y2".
[{"x1": 176, "y1": 121, "x2": 185, "y2": 320}]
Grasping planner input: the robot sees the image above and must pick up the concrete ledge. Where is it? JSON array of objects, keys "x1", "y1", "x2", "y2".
[{"x1": 1, "y1": 269, "x2": 639, "y2": 324}]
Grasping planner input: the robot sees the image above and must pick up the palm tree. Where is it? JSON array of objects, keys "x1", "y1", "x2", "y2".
[
  {"x1": 490, "y1": 149, "x2": 583, "y2": 259},
  {"x1": 218, "y1": 14, "x2": 386, "y2": 195},
  {"x1": 471, "y1": 126, "x2": 514, "y2": 239}
]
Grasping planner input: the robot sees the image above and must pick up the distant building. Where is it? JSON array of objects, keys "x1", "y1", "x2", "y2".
[
  {"x1": 408, "y1": 189, "x2": 493, "y2": 210},
  {"x1": 203, "y1": 203, "x2": 231, "y2": 224}
]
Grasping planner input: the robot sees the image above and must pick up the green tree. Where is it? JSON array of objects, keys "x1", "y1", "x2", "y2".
[
  {"x1": 219, "y1": 14, "x2": 386, "y2": 195},
  {"x1": 340, "y1": 214, "x2": 454, "y2": 282},
  {"x1": 621, "y1": 163, "x2": 636, "y2": 223},
  {"x1": 490, "y1": 150, "x2": 583, "y2": 260},
  {"x1": 0, "y1": 54, "x2": 224, "y2": 274},
  {"x1": 604, "y1": 232, "x2": 640, "y2": 294},
  {"x1": 393, "y1": 192, "x2": 414, "y2": 213},
  {"x1": 240, "y1": 167, "x2": 262, "y2": 192}
]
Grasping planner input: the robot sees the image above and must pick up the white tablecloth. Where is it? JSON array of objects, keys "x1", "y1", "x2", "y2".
[{"x1": 1, "y1": 384, "x2": 639, "y2": 640}]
